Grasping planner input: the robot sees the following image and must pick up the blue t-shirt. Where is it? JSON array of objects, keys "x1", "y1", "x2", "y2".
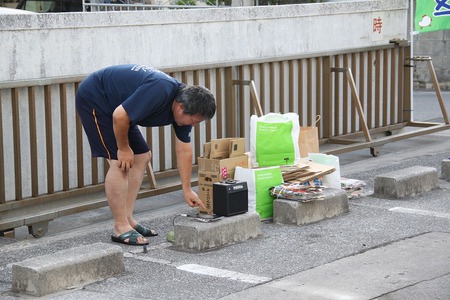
[{"x1": 78, "y1": 64, "x2": 192, "y2": 142}]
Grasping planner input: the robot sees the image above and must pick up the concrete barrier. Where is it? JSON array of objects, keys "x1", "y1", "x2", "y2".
[
  {"x1": 174, "y1": 212, "x2": 261, "y2": 251},
  {"x1": 12, "y1": 242, "x2": 124, "y2": 297},
  {"x1": 374, "y1": 166, "x2": 439, "y2": 199},
  {"x1": 441, "y1": 159, "x2": 450, "y2": 181},
  {"x1": 273, "y1": 188, "x2": 349, "y2": 226}
]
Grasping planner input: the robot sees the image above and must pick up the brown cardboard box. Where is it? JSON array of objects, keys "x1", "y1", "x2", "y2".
[
  {"x1": 203, "y1": 142, "x2": 211, "y2": 159},
  {"x1": 197, "y1": 138, "x2": 247, "y2": 214},
  {"x1": 197, "y1": 154, "x2": 248, "y2": 215},
  {"x1": 198, "y1": 171, "x2": 220, "y2": 215},
  {"x1": 198, "y1": 155, "x2": 248, "y2": 181},
  {"x1": 209, "y1": 138, "x2": 245, "y2": 159},
  {"x1": 229, "y1": 138, "x2": 245, "y2": 158}
]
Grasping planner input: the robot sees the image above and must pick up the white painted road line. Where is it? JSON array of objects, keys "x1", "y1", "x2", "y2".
[
  {"x1": 177, "y1": 264, "x2": 272, "y2": 284},
  {"x1": 127, "y1": 254, "x2": 272, "y2": 284},
  {"x1": 389, "y1": 207, "x2": 450, "y2": 219}
]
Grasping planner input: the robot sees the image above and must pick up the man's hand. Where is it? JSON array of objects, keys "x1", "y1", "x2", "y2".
[
  {"x1": 184, "y1": 189, "x2": 206, "y2": 210},
  {"x1": 117, "y1": 147, "x2": 134, "y2": 172},
  {"x1": 175, "y1": 138, "x2": 205, "y2": 209}
]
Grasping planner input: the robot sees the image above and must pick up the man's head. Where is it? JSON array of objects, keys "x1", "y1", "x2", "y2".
[{"x1": 173, "y1": 85, "x2": 216, "y2": 126}]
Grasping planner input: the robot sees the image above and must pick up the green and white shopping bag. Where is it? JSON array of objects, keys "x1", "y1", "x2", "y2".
[{"x1": 250, "y1": 113, "x2": 300, "y2": 168}]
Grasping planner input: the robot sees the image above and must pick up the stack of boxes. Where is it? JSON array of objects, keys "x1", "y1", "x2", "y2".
[{"x1": 197, "y1": 138, "x2": 248, "y2": 215}]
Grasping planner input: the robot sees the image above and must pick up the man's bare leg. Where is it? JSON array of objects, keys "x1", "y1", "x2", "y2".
[
  {"x1": 106, "y1": 157, "x2": 148, "y2": 244},
  {"x1": 124, "y1": 152, "x2": 151, "y2": 229}
]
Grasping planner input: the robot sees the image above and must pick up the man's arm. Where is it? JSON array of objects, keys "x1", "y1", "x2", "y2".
[
  {"x1": 112, "y1": 105, "x2": 134, "y2": 171},
  {"x1": 175, "y1": 138, "x2": 206, "y2": 209}
]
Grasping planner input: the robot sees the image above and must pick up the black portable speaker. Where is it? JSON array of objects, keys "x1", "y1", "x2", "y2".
[{"x1": 213, "y1": 179, "x2": 248, "y2": 217}]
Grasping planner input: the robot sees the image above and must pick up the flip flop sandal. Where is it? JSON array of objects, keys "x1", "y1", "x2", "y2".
[
  {"x1": 134, "y1": 224, "x2": 159, "y2": 237},
  {"x1": 111, "y1": 229, "x2": 149, "y2": 246}
]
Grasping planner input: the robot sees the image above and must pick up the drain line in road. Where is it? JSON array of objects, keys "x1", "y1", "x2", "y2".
[{"x1": 389, "y1": 207, "x2": 450, "y2": 219}]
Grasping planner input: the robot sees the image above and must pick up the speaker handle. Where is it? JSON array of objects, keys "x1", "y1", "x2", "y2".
[{"x1": 221, "y1": 178, "x2": 237, "y2": 184}]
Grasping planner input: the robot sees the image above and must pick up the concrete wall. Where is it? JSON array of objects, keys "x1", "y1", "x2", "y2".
[
  {"x1": 0, "y1": 0, "x2": 408, "y2": 82},
  {"x1": 413, "y1": 31, "x2": 450, "y2": 89}
]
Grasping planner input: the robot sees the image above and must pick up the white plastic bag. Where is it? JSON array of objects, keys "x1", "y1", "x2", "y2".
[{"x1": 308, "y1": 153, "x2": 341, "y2": 189}]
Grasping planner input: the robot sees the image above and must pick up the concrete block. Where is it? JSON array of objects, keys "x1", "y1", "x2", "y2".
[
  {"x1": 273, "y1": 188, "x2": 349, "y2": 226},
  {"x1": 441, "y1": 159, "x2": 450, "y2": 181},
  {"x1": 374, "y1": 166, "x2": 438, "y2": 199},
  {"x1": 12, "y1": 242, "x2": 124, "y2": 297},
  {"x1": 174, "y1": 212, "x2": 261, "y2": 251}
]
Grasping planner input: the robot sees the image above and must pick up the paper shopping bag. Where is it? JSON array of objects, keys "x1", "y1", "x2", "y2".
[{"x1": 299, "y1": 115, "x2": 321, "y2": 158}]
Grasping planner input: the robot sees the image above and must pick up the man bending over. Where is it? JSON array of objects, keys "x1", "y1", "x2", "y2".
[{"x1": 76, "y1": 64, "x2": 216, "y2": 246}]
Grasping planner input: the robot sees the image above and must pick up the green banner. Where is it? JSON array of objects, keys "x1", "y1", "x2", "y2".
[{"x1": 415, "y1": 0, "x2": 450, "y2": 33}]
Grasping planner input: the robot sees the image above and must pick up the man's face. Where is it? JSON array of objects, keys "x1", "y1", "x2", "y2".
[{"x1": 174, "y1": 111, "x2": 205, "y2": 126}]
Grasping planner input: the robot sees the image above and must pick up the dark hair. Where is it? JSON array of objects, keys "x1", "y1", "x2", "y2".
[{"x1": 175, "y1": 85, "x2": 216, "y2": 120}]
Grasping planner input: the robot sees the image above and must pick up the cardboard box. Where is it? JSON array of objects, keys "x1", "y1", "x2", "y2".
[
  {"x1": 197, "y1": 155, "x2": 248, "y2": 215},
  {"x1": 198, "y1": 138, "x2": 247, "y2": 214},
  {"x1": 198, "y1": 155, "x2": 248, "y2": 181},
  {"x1": 198, "y1": 171, "x2": 220, "y2": 215},
  {"x1": 229, "y1": 138, "x2": 245, "y2": 158},
  {"x1": 208, "y1": 138, "x2": 245, "y2": 159},
  {"x1": 203, "y1": 142, "x2": 211, "y2": 159}
]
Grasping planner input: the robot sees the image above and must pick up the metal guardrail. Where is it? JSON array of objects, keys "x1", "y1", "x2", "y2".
[
  {"x1": 2, "y1": 44, "x2": 450, "y2": 238},
  {"x1": 81, "y1": 0, "x2": 335, "y2": 12},
  {"x1": 84, "y1": 3, "x2": 216, "y2": 12},
  {"x1": 83, "y1": 1, "x2": 222, "y2": 12}
]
